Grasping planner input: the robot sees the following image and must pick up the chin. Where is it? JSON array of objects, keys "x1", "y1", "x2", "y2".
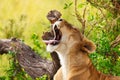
[{"x1": 46, "y1": 44, "x2": 57, "y2": 53}]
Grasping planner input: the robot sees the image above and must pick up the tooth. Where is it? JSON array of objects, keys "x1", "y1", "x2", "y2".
[{"x1": 53, "y1": 24, "x2": 57, "y2": 40}]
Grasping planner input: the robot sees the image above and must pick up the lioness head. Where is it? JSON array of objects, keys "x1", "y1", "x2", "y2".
[{"x1": 42, "y1": 19, "x2": 96, "y2": 54}]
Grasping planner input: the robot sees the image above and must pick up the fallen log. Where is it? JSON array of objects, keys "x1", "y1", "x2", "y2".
[{"x1": 0, "y1": 38, "x2": 60, "y2": 80}]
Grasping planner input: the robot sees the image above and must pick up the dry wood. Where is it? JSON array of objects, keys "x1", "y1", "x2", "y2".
[{"x1": 0, "y1": 38, "x2": 60, "y2": 80}]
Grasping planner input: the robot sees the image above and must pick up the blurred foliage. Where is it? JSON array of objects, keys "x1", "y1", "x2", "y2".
[
  {"x1": 31, "y1": 33, "x2": 51, "y2": 59},
  {"x1": 0, "y1": 0, "x2": 120, "y2": 80},
  {"x1": 1, "y1": 15, "x2": 26, "y2": 38},
  {"x1": 0, "y1": 51, "x2": 32, "y2": 80},
  {"x1": 36, "y1": 75, "x2": 48, "y2": 80},
  {"x1": 64, "y1": 2, "x2": 73, "y2": 9}
]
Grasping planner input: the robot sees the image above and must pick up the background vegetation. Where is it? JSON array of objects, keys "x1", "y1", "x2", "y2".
[{"x1": 0, "y1": 0, "x2": 120, "y2": 80}]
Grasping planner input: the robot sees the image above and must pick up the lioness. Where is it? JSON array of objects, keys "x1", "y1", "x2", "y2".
[{"x1": 43, "y1": 19, "x2": 120, "y2": 80}]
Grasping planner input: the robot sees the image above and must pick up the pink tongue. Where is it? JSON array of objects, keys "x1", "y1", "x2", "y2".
[{"x1": 43, "y1": 40, "x2": 59, "y2": 44}]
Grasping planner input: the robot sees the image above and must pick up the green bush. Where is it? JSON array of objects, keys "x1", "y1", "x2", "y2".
[
  {"x1": 90, "y1": 31, "x2": 120, "y2": 76},
  {"x1": 31, "y1": 33, "x2": 51, "y2": 59}
]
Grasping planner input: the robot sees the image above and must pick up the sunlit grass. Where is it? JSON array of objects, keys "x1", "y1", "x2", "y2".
[{"x1": 0, "y1": 54, "x2": 11, "y2": 76}]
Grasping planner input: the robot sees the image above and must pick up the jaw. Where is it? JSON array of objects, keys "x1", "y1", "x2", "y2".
[
  {"x1": 46, "y1": 29, "x2": 71, "y2": 53},
  {"x1": 42, "y1": 21, "x2": 62, "y2": 52},
  {"x1": 42, "y1": 22, "x2": 63, "y2": 53}
]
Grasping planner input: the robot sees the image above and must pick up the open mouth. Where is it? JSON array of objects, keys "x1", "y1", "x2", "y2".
[{"x1": 42, "y1": 24, "x2": 62, "y2": 45}]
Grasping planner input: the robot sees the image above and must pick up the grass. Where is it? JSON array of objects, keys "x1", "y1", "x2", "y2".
[{"x1": 0, "y1": 54, "x2": 11, "y2": 76}]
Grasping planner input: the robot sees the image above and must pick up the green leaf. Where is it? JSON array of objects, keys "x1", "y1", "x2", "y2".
[
  {"x1": 107, "y1": 12, "x2": 113, "y2": 18},
  {"x1": 78, "y1": 2, "x2": 87, "y2": 8},
  {"x1": 69, "y1": 2, "x2": 73, "y2": 6},
  {"x1": 78, "y1": 3, "x2": 85, "y2": 8},
  {"x1": 63, "y1": 2, "x2": 73, "y2": 9}
]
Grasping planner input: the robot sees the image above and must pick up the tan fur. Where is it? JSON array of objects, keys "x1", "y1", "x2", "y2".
[{"x1": 47, "y1": 20, "x2": 120, "y2": 80}]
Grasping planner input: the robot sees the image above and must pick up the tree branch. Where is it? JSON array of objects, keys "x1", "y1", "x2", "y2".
[
  {"x1": 111, "y1": 35, "x2": 120, "y2": 48},
  {"x1": 87, "y1": 0, "x2": 120, "y2": 14},
  {"x1": 74, "y1": 0, "x2": 86, "y2": 34},
  {"x1": 0, "y1": 38, "x2": 60, "y2": 80}
]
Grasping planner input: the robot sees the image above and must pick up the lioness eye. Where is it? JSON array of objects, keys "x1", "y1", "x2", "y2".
[{"x1": 59, "y1": 19, "x2": 62, "y2": 21}]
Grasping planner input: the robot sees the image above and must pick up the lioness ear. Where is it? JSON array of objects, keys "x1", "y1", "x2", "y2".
[{"x1": 81, "y1": 39, "x2": 96, "y2": 54}]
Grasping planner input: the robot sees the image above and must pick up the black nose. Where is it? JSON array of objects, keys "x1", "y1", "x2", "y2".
[
  {"x1": 55, "y1": 24, "x2": 57, "y2": 28},
  {"x1": 54, "y1": 24, "x2": 58, "y2": 30},
  {"x1": 59, "y1": 19, "x2": 63, "y2": 21}
]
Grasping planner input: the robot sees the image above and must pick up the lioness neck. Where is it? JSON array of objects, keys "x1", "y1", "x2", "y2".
[
  {"x1": 56, "y1": 51, "x2": 87, "y2": 79},
  {"x1": 57, "y1": 51, "x2": 68, "y2": 80},
  {"x1": 56, "y1": 50, "x2": 93, "y2": 80}
]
